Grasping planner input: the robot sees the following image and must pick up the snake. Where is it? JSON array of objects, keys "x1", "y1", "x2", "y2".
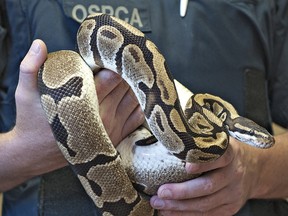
[{"x1": 38, "y1": 13, "x2": 275, "y2": 216}]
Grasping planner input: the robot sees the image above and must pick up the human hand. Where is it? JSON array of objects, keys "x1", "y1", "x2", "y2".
[
  {"x1": 95, "y1": 70, "x2": 144, "y2": 146},
  {"x1": 13, "y1": 39, "x2": 67, "y2": 176},
  {"x1": 16, "y1": 39, "x2": 144, "y2": 160},
  {"x1": 10, "y1": 39, "x2": 144, "y2": 180},
  {"x1": 0, "y1": 39, "x2": 69, "y2": 192},
  {"x1": 150, "y1": 138, "x2": 261, "y2": 216}
]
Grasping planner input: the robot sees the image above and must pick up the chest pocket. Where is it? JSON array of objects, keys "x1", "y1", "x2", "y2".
[{"x1": 61, "y1": 0, "x2": 152, "y2": 32}]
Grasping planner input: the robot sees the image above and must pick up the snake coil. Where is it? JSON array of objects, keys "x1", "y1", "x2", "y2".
[{"x1": 38, "y1": 13, "x2": 274, "y2": 215}]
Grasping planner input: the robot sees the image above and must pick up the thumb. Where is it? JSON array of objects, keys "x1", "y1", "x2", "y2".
[{"x1": 18, "y1": 39, "x2": 47, "y2": 92}]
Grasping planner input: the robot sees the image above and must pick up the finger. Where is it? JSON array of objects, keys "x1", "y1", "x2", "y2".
[
  {"x1": 99, "y1": 79, "x2": 130, "y2": 124},
  {"x1": 152, "y1": 186, "x2": 238, "y2": 213},
  {"x1": 151, "y1": 196, "x2": 193, "y2": 212},
  {"x1": 18, "y1": 39, "x2": 47, "y2": 92},
  {"x1": 94, "y1": 69, "x2": 123, "y2": 103},
  {"x1": 116, "y1": 87, "x2": 139, "y2": 116},
  {"x1": 156, "y1": 163, "x2": 233, "y2": 200},
  {"x1": 114, "y1": 87, "x2": 141, "y2": 133},
  {"x1": 185, "y1": 143, "x2": 234, "y2": 174},
  {"x1": 102, "y1": 86, "x2": 143, "y2": 145},
  {"x1": 121, "y1": 105, "x2": 145, "y2": 139}
]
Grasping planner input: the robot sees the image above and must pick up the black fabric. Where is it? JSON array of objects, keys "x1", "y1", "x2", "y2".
[
  {"x1": 244, "y1": 68, "x2": 272, "y2": 131},
  {"x1": 0, "y1": 0, "x2": 8, "y2": 75},
  {"x1": 3, "y1": 178, "x2": 40, "y2": 216},
  {"x1": 237, "y1": 199, "x2": 288, "y2": 216},
  {"x1": 0, "y1": 0, "x2": 10, "y2": 131},
  {"x1": 39, "y1": 167, "x2": 101, "y2": 216}
]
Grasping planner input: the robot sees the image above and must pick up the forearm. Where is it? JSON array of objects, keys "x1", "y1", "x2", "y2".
[
  {"x1": 0, "y1": 128, "x2": 67, "y2": 192},
  {"x1": 251, "y1": 131, "x2": 288, "y2": 199}
]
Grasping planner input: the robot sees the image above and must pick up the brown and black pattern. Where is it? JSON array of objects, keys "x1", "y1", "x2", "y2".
[{"x1": 38, "y1": 13, "x2": 274, "y2": 216}]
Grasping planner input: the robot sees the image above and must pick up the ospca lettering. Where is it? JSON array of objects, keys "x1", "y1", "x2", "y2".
[{"x1": 72, "y1": 4, "x2": 143, "y2": 28}]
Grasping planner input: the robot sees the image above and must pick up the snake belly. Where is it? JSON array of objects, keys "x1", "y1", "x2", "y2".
[{"x1": 38, "y1": 13, "x2": 275, "y2": 216}]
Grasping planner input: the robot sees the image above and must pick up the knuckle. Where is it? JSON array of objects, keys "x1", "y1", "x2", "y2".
[
  {"x1": 99, "y1": 69, "x2": 121, "y2": 84},
  {"x1": 127, "y1": 88, "x2": 138, "y2": 104},
  {"x1": 95, "y1": 70, "x2": 122, "y2": 94},
  {"x1": 202, "y1": 177, "x2": 215, "y2": 194}
]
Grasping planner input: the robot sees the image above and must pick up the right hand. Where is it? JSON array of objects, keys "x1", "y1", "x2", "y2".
[
  {"x1": 5, "y1": 39, "x2": 144, "y2": 189},
  {"x1": 15, "y1": 39, "x2": 144, "y2": 168}
]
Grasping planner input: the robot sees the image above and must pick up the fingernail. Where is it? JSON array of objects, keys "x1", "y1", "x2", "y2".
[
  {"x1": 29, "y1": 41, "x2": 40, "y2": 55},
  {"x1": 153, "y1": 198, "x2": 165, "y2": 209},
  {"x1": 160, "y1": 189, "x2": 172, "y2": 199}
]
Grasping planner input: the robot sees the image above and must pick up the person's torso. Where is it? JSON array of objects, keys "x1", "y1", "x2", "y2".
[{"x1": 3, "y1": 0, "x2": 275, "y2": 215}]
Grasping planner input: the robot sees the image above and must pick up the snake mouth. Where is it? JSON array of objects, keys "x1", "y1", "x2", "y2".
[
  {"x1": 256, "y1": 136, "x2": 275, "y2": 149},
  {"x1": 228, "y1": 130, "x2": 275, "y2": 149}
]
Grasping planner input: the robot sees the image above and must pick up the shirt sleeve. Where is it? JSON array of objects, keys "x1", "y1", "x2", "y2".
[
  {"x1": 0, "y1": 0, "x2": 8, "y2": 80},
  {"x1": 0, "y1": 0, "x2": 12, "y2": 131},
  {"x1": 269, "y1": 0, "x2": 288, "y2": 128}
]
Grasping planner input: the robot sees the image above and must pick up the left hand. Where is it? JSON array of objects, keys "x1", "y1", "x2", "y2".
[
  {"x1": 150, "y1": 138, "x2": 260, "y2": 216},
  {"x1": 94, "y1": 70, "x2": 144, "y2": 146}
]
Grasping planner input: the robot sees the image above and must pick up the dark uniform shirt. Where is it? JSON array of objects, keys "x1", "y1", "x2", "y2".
[{"x1": 1, "y1": 0, "x2": 288, "y2": 215}]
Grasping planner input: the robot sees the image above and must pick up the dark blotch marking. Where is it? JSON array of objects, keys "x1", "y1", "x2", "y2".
[
  {"x1": 72, "y1": 153, "x2": 120, "y2": 198},
  {"x1": 102, "y1": 195, "x2": 143, "y2": 216},
  {"x1": 52, "y1": 76, "x2": 83, "y2": 104},
  {"x1": 155, "y1": 111, "x2": 164, "y2": 132},
  {"x1": 88, "y1": 179, "x2": 103, "y2": 197},
  {"x1": 87, "y1": 23, "x2": 93, "y2": 30},
  {"x1": 174, "y1": 142, "x2": 226, "y2": 162},
  {"x1": 138, "y1": 82, "x2": 158, "y2": 118},
  {"x1": 197, "y1": 122, "x2": 211, "y2": 130},
  {"x1": 128, "y1": 47, "x2": 140, "y2": 62},
  {"x1": 132, "y1": 182, "x2": 147, "y2": 194},
  {"x1": 158, "y1": 80, "x2": 169, "y2": 101},
  {"x1": 73, "y1": 153, "x2": 119, "y2": 176},
  {"x1": 135, "y1": 135, "x2": 158, "y2": 146},
  {"x1": 51, "y1": 114, "x2": 76, "y2": 157},
  {"x1": 100, "y1": 29, "x2": 117, "y2": 39},
  {"x1": 38, "y1": 68, "x2": 83, "y2": 104}
]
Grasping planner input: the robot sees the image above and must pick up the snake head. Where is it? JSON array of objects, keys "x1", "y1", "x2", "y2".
[{"x1": 227, "y1": 117, "x2": 275, "y2": 149}]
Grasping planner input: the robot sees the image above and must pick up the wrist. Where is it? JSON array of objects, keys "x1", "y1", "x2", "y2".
[
  {"x1": 247, "y1": 147, "x2": 270, "y2": 199},
  {"x1": 0, "y1": 127, "x2": 67, "y2": 192},
  {"x1": 0, "y1": 129, "x2": 32, "y2": 191},
  {"x1": 249, "y1": 132, "x2": 288, "y2": 199}
]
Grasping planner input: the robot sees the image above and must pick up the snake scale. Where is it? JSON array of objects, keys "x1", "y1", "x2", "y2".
[{"x1": 38, "y1": 13, "x2": 275, "y2": 215}]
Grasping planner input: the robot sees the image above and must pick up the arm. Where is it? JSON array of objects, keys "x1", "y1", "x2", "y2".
[
  {"x1": 0, "y1": 40, "x2": 61, "y2": 191},
  {"x1": 0, "y1": 40, "x2": 144, "y2": 192},
  {"x1": 150, "y1": 131, "x2": 288, "y2": 216},
  {"x1": 251, "y1": 131, "x2": 288, "y2": 199}
]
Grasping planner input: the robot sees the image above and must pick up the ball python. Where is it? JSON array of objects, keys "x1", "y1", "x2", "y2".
[{"x1": 38, "y1": 13, "x2": 275, "y2": 216}]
